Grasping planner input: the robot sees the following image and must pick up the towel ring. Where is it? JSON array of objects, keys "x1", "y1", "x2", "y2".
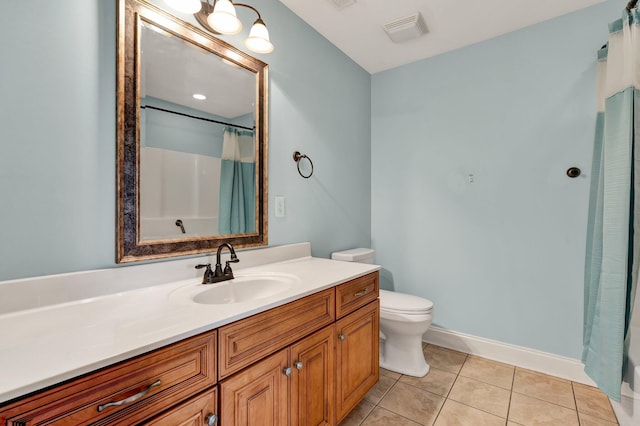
[{"x1": 293, "y1": 151, "x2": 314, "y2": 178}]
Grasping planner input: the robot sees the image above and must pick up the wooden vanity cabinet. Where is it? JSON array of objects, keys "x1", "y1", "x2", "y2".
[
  {"x1": 220, "y1": 324, "x2": 335, "y2": 426},
  {"x1": 219, "y1": 289, "x2": 336, "y2": 426},
  {"x1": 0, "y1": 272, "x2": 379, "y2": 426},
  {"x1": 335, "y1": 300, "x2": 379, "y2": 423},
  {"x1": 220, "y1": 272, "x2": 379, "y2": 426},
  {"x1": 145, "y1": 388, "x2": 218, "y2": 426},
  {"x1": 334, "y1": 272, "x2": 380, "y2": 423},
  {"x1": 0, "y1": 330, "x2": 217, "y2": 426}
]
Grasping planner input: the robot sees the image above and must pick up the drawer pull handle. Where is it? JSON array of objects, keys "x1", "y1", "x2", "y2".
[
  {"x1": 97, "y1": 379, "x2": 161, "y2": 412},
  {"x1": 205, "y1": 413, "x2": 218, "y2": 425},
  {"x1": 294, "y1": 361, "x2": 303, "y2": 370},
  {"x1": 354, "y1": 288, "x2": 368, "y2": 297},
  {"x1": 283, "y1": 367, "x2": 292, "y2": 377},
  {"x1": 338, "y1": 333, "x2": 346, "y2": 341}
]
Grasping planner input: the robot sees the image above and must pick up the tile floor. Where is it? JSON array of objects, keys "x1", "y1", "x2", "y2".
[{"x1": 339, "y1": 344, "x2": 619, "y2": 426}]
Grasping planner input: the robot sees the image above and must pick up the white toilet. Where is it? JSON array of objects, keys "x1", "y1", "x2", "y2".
[{"x1": 331, "y1": 248, "x2": 434, "y2": 377}]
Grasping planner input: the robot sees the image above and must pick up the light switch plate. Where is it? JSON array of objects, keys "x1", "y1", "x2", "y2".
[{"x1": 275, "y1": 196, "x2": 285, "y2": 217}]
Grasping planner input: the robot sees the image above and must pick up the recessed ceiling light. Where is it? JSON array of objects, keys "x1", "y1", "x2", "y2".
[{"x1": 193, "y1": 94, "x2": 207, "y2": 100}]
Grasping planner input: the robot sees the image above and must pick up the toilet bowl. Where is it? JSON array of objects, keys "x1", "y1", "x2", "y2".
[
  {"x1": 379, "y1": 289, "x2": 433, "y2": 377},
  {"x1": 331, "y1": 248, "x2": 434, "y2": 377}
]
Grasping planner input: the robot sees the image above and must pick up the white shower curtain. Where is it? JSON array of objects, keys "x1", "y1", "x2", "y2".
[
  {"x1": 218, "y1": 128, "x2": 256, "y2": 235},
  {"x1": 583, "y1": 10, "x2": 640, "y2": 401}
]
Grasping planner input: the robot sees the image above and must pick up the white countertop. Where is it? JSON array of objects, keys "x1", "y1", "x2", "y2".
[{"x1": 0, "y1": 254, "x2": 379, "y2": 404}]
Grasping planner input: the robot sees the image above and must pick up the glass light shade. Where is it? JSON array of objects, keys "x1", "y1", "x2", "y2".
[
  {"x1": 245, "y1": 20, "x2": 274, "y2": 54},
  {"x1": 207, "y1": 0, "x2": 242, "y2": 35},
  {"x1": 164, "y1": 0, "x2": 202, "y2": 14}
]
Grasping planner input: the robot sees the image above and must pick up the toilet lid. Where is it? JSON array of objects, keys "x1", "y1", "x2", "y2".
[{"x1": 380, "y1": 289, "x2": 433, "y2": 314}]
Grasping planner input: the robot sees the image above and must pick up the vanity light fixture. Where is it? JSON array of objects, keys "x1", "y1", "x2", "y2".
[{"x1": 164, "y1": 0, "x2": 274, "y2": 54}]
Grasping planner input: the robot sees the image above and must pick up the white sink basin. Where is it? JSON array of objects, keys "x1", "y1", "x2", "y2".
[{"x1": 172, "y1": 273, "x2": 299, "y2": 305}]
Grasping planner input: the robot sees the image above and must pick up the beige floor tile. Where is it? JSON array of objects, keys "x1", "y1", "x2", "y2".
[
  {"x1": 423, "y1": 345, "x2": 467, "y2": 374},
  {"x1": 361, "y1": 407, "x2": 422, "y2": 426},
  {"x1": 508, "y1": 393, "x2": 579, "y2": 426},
  {"x1": 364, "y1": 374, "x2": 397, "y2": 404},
  {"x1": 578, "y1": 411, "x2": 619, "y2": 425},
  {"x1": 573, "y1": 383, "x2": 618, "y2": 423},
  {"x1": 379, "y1": 381, "x2": 445, "y2": 425},
  {"x1": 448, "y1": 375, "x2": 510, "y2": 418},
  {"x1": 380, "y1": 367, "x2": 402, "y2": 380},
  {"x1": 512, "y1": 368, "x2": 575, "y2": 409},
  {"x1": 434, "y1": 400, "x2": 506, "y2": 426},
  {"x1": 459, "y1": 356, "x2": 514, "y2": 390},
  {"x1": 339, "y1": 400, "x2": 376, "y2": 426},
  {"x1": 399, "y1": 367, "x2": 457, "y2": 397}
]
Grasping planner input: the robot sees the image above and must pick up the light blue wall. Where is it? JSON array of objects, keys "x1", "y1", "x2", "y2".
[
  {"x1": 0, "y1": 0, "x2": 371, "y2": 281},
  {"x1": 371, "y1": 0, "x2": 620, "y2": 359},
  {"x1": 141, "y1": 96, "x2": 228, "y2": 157}
]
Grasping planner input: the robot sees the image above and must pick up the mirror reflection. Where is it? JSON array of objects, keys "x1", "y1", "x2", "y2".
[
  {"x1": 117, "y1": 0, "x2": 268, "y2": 263},
  {"x1": 139, "y1": 22, "x2": 257, "y2": 240}
]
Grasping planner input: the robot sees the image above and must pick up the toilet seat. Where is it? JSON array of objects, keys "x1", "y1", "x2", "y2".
[{"x1": 380, "y1": 289, "x2": 433, "y2": 315}]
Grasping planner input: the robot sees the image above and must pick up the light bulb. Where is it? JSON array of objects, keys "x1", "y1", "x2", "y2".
[
  {"x1": 245, "y1": 19, "x2": 274, "y2": 54},
  {"x1": 207, "y1": 0, "x2": 242, "y2": 35}
]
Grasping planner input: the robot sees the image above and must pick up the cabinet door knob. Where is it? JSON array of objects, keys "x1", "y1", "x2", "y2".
[
  {"x1": 283, "y1": 367, "x2": 292, "y2": 376},
  {"x1": 338, "y1": 333, "x2": 346, "y2": 341},
  {"x1": 205, "y1": 413, "x2": 218, "y2": 425},
  {"x1": 294, "y1": 361, "x2": 303, "y2": 370}
]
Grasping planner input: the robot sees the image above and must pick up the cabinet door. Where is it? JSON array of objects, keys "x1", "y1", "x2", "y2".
[
  {"x1": 335, "y1": 300, "x2": 379, "y2": 423},
  {"x1": 290, "y1": 325, "x2": 335, "y2": 426},
  {"x1": 145, "y1": 388, "x2": 218, "y2": 426},
  {"x1": 220, "y1": 348, "x2": 290, "y2": 426}
]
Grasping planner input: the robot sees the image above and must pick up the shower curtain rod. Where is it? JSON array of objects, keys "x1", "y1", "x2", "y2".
[{"x1": 140, "y1": 104, "x2": 255, "y2": 131}]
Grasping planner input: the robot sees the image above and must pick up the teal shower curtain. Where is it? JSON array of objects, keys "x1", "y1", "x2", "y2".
[
  {"x1": 583, "y1": 10, "x2": 640, "y2": 401},
  {"x1": 218, "y1": 128, "x2": 256, "y2": 234}
]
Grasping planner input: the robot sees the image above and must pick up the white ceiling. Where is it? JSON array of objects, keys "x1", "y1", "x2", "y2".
[
  {"x1": 279, "y1": 0, "x2": 606, "y2": 74},
  {"x1": 141, "y1": 23, "x2": 255, "y2": 118}
]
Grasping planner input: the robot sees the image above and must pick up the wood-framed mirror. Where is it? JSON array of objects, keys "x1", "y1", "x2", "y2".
[{"x1": 117, "y1": 0, "x2": 268, "y2": 263}]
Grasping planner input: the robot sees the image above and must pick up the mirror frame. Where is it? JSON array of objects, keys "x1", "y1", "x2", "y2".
[{"x1": 117, "y1": 0, "x2": 268, "y2": 263}]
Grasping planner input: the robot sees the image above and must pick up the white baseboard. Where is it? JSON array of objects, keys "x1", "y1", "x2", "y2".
[{"x1": 423, "y1": 326, "x2": 597, "y2": 386}]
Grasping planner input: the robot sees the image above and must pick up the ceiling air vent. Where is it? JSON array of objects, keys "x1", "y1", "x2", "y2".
[
  {"x1": 327, "y1": 0, "x2": 356, "y2": 10},
  {"x1": 383, "y1": 12, "x2": 428, "y2": 43}
]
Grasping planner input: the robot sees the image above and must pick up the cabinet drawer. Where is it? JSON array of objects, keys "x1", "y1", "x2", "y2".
[
  {"x1": 218, "y1": 288, "x2": 335, "y2": 379},
  {"x1": 335, "y1": 272, "x2": 379, "y2": 318},
  {"x1": 145, "y1": 387, "x2": 218, "y2": 426},
  {"x1": 1, "y1": 331, "x2": 216, "y2": 426}
]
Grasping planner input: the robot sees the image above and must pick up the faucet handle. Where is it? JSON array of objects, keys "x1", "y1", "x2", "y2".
[
  {"x1": 195, "y1": 263, "x2": 215, "y2": 284},
  {"x1": 223, "y1": 261, "x2": 234, "y2": 276}
]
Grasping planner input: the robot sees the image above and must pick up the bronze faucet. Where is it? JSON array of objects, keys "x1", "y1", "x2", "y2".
[{"x1": 195, "y1": 243, "x2": 240, "y2": 284}]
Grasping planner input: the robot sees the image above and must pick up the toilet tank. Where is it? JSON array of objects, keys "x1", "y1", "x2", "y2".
[{"x1": 331, "y1": 248, "x2": 375, "y2": 264}]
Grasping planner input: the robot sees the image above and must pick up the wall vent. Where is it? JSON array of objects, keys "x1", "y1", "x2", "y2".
[
  {"x1": 327, "y1": 0, "x2": 356, "y2": 10},
  {"x1": 383, "y1": 12, "x2": 428, "y2": 43}
]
